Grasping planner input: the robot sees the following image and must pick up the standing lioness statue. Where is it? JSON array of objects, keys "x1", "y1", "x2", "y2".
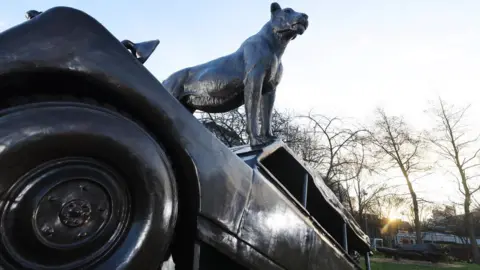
[{"x1": 163, "y1": 2, "x2": 309, "y2": 146}]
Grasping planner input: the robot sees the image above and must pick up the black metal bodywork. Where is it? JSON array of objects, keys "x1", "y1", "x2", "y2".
[{"x1": 0, "y1": 7, "x2": 370, "y2": 270}]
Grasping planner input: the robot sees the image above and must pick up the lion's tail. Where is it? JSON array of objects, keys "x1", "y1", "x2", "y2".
[{"x1": 162, "y1": 68, "x2": 190, "y2": 99}]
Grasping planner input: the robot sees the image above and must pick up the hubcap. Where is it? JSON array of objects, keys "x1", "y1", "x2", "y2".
[
  {"x1": 33, "y1": 179, "x2": 111, "y2": 249},
  {"x1": 59, "y1": 199, "x2": 93, "y2": 228},
  {"x1": 0, "y1": 158, "x2": 130, "y2": 269}
]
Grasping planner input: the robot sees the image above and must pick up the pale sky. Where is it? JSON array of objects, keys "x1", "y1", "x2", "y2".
[{"x1": 2, "y1": 0, "x2": 480, "y2": 209}]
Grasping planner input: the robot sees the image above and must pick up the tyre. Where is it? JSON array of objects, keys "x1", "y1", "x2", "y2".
[{"x1": 0, "y1": 100, "x2": 178, "y2": 270}]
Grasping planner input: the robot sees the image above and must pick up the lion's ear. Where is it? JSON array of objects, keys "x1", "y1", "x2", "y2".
[{"x1": 271, "y1": 2, "x2": 281, "y2": 14}]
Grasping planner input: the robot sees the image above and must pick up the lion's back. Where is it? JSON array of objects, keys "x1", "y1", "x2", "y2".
[
  {"x1": 188, "y1": 51, "x2": 245, "y2": 80},
  {"x1": 182, "y1": 51, "x2": 245, "y2": 94}
]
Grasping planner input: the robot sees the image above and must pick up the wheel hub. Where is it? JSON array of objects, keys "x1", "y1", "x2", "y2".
[
  {"x1": 0, "y1": 158, "x2": 129, "y2": 269},
  {"x1": 59, "y1": 199, "x2": 92, "y2": 228},
  {"x1": 31, "y1": 178, "x2": 112, "y2": 249}
]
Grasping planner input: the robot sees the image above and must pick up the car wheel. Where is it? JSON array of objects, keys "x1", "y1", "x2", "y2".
[{"x1": 0, "y1": 100, "x2": 177, "y2": 270}]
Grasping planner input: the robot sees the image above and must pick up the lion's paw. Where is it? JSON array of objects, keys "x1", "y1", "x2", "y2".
[
  {"x1": 250, "y1": 135, "x2": 278, "y2": 147},
  {"x1": 265, "y1": 134, "x2": 278, "y2": 141}
]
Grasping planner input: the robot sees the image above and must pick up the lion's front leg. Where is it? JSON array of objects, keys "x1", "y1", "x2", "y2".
[
  {"x1": 261, "y1": 90, "x2": 278, "y2": 142},
  {"x1": 244, "y1": 72, "x2": 265, "y2": 146}
]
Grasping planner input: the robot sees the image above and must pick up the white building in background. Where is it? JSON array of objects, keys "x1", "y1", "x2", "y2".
[{"x1": 395, "y1": 231, "x2": 480, "y2": 246}]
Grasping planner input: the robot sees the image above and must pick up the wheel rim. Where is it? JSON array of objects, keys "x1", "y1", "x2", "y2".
[{"x1": 0, "y1": 157, "x2": 130, "y2": 269}]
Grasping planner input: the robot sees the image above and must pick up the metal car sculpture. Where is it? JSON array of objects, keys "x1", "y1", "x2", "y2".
[{"x1": 0, "y1": 5, "x2": 371, "y2": 270}]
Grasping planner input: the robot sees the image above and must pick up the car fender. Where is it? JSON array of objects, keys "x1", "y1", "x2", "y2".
[{"x1": 0, "y1": 6, "x2": 253, "y2": 234}]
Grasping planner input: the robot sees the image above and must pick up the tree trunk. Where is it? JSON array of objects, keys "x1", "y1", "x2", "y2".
[
  {"x1": 464, "y1": 194, "x2": 480, "y2": 263},
  {"x1": 410, "y1": 189, "x2": 423, "y2": 244},
  {"x1": 403, "y1": 171, "x2": 423, "y2": 244}
]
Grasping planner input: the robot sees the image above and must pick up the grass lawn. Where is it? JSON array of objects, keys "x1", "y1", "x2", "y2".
[{"x1": 361, "y1": 258, "x2": 480, "y2": 270}]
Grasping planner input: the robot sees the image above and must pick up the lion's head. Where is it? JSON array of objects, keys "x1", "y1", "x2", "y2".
[{"x1": 270, "y1": 2, "x2": 309, "y2": 40}]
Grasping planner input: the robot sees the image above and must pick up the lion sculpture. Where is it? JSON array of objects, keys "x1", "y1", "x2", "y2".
[{"x1": 163, "y1": 2, "x2": 309, "y2": 146}]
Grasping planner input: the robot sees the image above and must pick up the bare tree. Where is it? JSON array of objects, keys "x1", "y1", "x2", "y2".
[
  {"x1": 368, "y1": 108, "x2": 428, "y2": 244},
  {"x1": 371, "y1": 194, "x2": 408, "y2": 220},
  {"x1": 300, "y1": 113, "x2": 367, "y2": 186},
  {"x1": 295, "y1": 113, "x2": 377, "y2": 212},
  {"x1": 347, "y1": 137, "x2": 389, "y2": 221},
  {"x1": 427, "y1": 98, "x2": 480, "y2": 263},
  {"x1": 371, "y1": 194, "x2": 408, "y2": 241},
  {"x1": 197, "y1": 109, "x2": 247, "y2": 147},
  {"x1": 403, "y1": 199, "x2": 434, "y2": 233},
  {"x1": 196, "y1": 107, "x2": 312, "y2": 149}
]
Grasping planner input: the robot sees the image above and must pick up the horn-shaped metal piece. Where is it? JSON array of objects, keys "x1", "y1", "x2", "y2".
[
  {"x1": 25, "y1": 10, "x2": 42, "y2": 20},
  {"x1": 121, "y1": 39, "x2": 160, "y2": 64}
]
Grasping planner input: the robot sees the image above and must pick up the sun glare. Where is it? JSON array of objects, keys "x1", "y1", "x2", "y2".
[{"x1": 388, "y1": 211, "x2": 404, "y2": 221}]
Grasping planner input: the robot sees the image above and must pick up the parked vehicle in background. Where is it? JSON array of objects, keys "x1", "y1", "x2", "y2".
[{"x1": 377, "y1": 243, "x2": 449, "y2": 263}]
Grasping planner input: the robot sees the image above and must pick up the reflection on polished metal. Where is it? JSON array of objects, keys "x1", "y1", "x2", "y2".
[
  {"x1": 162, "y1": 2, "x2": 309, "y2": 146},
  {"x1": 121, "y1": 39, "x2": 160, "y2": 64},
  {"x1": 25, "y1": 10, "x2": 42, "y2": 20},
  {"x1": 0, "y1": 6, "x2": 370, "y2": 270},
  {"x1": 230, "y1": 141, "x2": 371, "y2": 269},
  {"x1": 301, "y1": 172, "x2": 308, "y2": 207}
]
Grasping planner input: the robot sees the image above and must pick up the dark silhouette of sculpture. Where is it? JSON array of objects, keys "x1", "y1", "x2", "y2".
[{"x1": 162, "y1": 2, "x2": 309, "y2": 146}]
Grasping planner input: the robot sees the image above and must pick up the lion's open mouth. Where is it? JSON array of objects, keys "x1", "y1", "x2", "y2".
[
  {"x1": 276, "y1": 20, "x2": 309, "y2": 40},
  {"x1": 291, "y1": 21, "x2": 308, "y2": 34}
]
